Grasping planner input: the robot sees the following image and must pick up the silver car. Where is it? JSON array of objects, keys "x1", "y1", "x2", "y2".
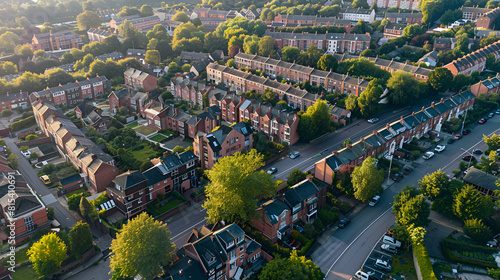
[{"x1": 290, "y1": 152, "x2": 300, "y2": 159}]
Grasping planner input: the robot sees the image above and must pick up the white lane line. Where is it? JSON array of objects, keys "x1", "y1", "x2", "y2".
[
  {"x1": 325, "y1": 207, "x2": 392, "y2": 278},
  {"x1": 170, "y1": 218, "x2": 206, "y2": 241}
]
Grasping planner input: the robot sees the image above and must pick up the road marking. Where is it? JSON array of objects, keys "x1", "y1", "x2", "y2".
[
  {"x1": 325, "y1": 207, "x2": 392, "y2": 278},
  {"x1": 170, "y1": 218, "x2": 206, "y2": 241}
]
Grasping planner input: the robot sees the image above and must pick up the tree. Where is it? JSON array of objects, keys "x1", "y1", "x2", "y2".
[
  {"x1": 70, "y1": 221, "x2": 93, "y2": 256},
  {"x1": 396, "y1": 193, "x2": 430, "y2": 229},
  {"x1": 243, "y1": 35, "x2": 260, "y2": 54},
  {"x1": 79, "y1": 196, "x2": 94, "y2": 220},
  {"x1": 428, "y1": 67, "x2": 453, "y2": 92},
  {"x1": 110, "y1": 213, "x2": 175, "y2": 280},
  {"x1": 181, "y1": 64, "x2": 191, "y2": 72},
  {"x1": 168, "y1": 62, "x2": 179, "y2": 74},
  {"x1": 345, "y1": 94, "x2": 359, "y2": 113},
  {"x1": 226, "y1": 59, "x2": 236, "y2": 68},
  {"x1": 452, "y1": 74, "x2": 472, "y2": 91},
  {"x1": 28, "y1": 232, "x2": 67, "y2": 278},
  {"x1": 260, "y1": 251, "x2": 325, "y2": 280},
  {"x1": 203, "y1": 150, "x2": 276, "y2": 223},
  {"x1": 317, "y1": 54, "x2": 338, "y2": 71},
  {"x1": 46, "y1": 68, "x2": 75, "y2": 88},
  {"x1": 281, "y1": 47, "x2": 301, "y2": 63},
  {"x1": 298, "y1": 99, "x2": 332, "y2": 142},
  {"x1": 351, "y1": 157, "x2": 384, "y2": 202},
  {"x1": 258, "y1": 36, "x2": 275, "y2": 57},
  {"x1": 1, "y1": 61, "x2": 16, "y2": 75},
  {"x1": 145, "y1": 50, "x2": 160, "y2": 65},
  {"x1": 402, "y1": 24, "x2": 424, "y2": 39},
  {"x1": 287, "y1": 169, "x2": 307, "y2": 186},
  {"x1": 172, "y1": 12, "x2": 190, "y2": 23},
  {"x1": 351, "y1": 0, "x2": 369, "y2": 8},
  {"x1": 409, "y1": 226, "x2": 426, "y2": 246},
  {"x1": 357, "y1": 79, "x2": 382, "y2": 117},
  {"x1": 418, "y1": 170, "x2": 449, "y2": 200},
  {"x1": 139, "y1": 161, "x2": 154, "y2": 172},
  {"x1": 484, "y1": 134, "x2": 500, "y2": 151},
  {"x1": 454, "y1": 185, "x2": 494, "y2": 221},
  {"x1": 140, "y1": 4, "x2": 154, "y2": 17},
  {"x1": 16, "y1": 45, "x2": 33, "y2": 59},
  {"x1": 464, "y1": 218, "x2": 493, "y2": 244},
  {"x1": 172, "y1": 146, "x2": 186, "y2": 153},
  {"x1": 8, "y1": 153, "x2": 17, "y2": 169},
  {"x1": 77, "y1": 10, "x2": 102, "y2": 31},
  {"x1": 387, "y1": 71, "x2": 424, "y2": 105},
  {"x1": 352, "y1": 20, "x2": 368, "y2": 34},
  {"x1": 477, "y1": 151, "x2": 499, "y2": 174},
  {"x1": 192, "y1": 17, "x2": 202, "y2": 27}
]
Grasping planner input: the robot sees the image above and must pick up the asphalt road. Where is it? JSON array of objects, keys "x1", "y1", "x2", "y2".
[
  {"x1": 166, "y1": 203, "x2": 208, "y2": 249},
  {"x1": 313, "y1": 113, "x2": 500, "y2": 279},
  {"x1": 4, "y1": 137, "x2": 79, "y2": 229}
]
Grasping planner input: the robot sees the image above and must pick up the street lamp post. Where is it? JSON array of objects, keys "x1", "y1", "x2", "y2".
[
  {"x1": 461, "y1": 108, "x2": 468, "y2": 134},
  {"x1": 387, "y1": 141, "x2": 396, "y2": 185}
]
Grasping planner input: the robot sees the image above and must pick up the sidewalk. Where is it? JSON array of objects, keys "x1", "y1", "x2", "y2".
[{"x1": 59, "y1": 250, "x2": 104, "y2": 280}]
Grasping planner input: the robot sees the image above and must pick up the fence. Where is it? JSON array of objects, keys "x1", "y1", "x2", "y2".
[{"x1": 16, "y1": 136, "x2": 52, "y2": 147}]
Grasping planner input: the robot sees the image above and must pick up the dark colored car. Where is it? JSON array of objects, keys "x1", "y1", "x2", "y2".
[
  {"x1": 338, "y1": 218, "x2": 351, "y2": 228},
  {"x1": 488, "y1": 113, "x2": 495, "y2": 118},
  {"x1": 391, "y1": 173, "x2": 403, "y2": 182},
  {"x1": 479, "y1": 118, "x2": 487, "y2": 124},
  {"x1": 473, "y1": 149, "x2": 483, "y2": 155},
  {"x1": 463, "y1": 129, "x2": 471, "y2": 135},
  {"x1": 447, "y1": 138, "x2": 455, "y2": 144},
  {"x1": 403, "y1": 167, "x2": 413, "y2": 175},
  {"x1": 454, "y1": 134, "x2": 462, "y2": 140},
  {"x1": 463, "y1": 155, "x2": 475, "y2": 161}
]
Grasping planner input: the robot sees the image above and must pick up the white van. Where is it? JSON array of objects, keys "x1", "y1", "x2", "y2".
[{"x1": 383, "y1": 235, "x2": 401, "y2": 248}]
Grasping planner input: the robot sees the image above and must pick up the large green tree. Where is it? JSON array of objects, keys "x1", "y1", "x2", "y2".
[
  {"x1": 357, "y1": 79, "x2": 382, "y2": 117},
  {"x1": 387, "y1": 71, "x2": 425, "y2": 105},
  {"x1": 484, "y1": 134, "x2": 500, "y2": 151},
  {"x1": 281, "y1": 46, "x2": 301, "y2": 63},
  {"x1": 70, "y1": 221, "x2": 93, "y2": 256},
  {"x1": 145, "y1": 50, "x2": 161, "y2": 65},
  {"x1": 28, "y1": 232, "x2": 67, "y2": 278},
  {"x1": 351, "y1": 157, "x2": 384, "y2": 202},
  {"x1": 287, "y1": 169, "x2": 307, "y2": 186},
  {"x1": 317, "y1": 54, "x2": 338, "y2": 71},
  {"x1": 110, "y1": 213, "x2": 175, "y2": 280},
  {"x1": 258, "y1": 36, "x2": 275, "y2": 57},
  {"x1": 464, "y1": 218, "x2": 493, "y2": 244},
  {"x1": 418, "y1": 169, "x2": 449, "y2": 200},
  {"x1": 393, "y1": 186, "x2": 430, "y2": 229},
  {"x1": 453, "y1": 185, "x2": 494, "y2": 221},
  {"x1": 428, "y1": 67, "x2": 453, "y2": 92},
  {"x1": 260, "y1": 251, "x2": 325, "y2": 280},
  {"x1": 298, "y1": 99, "x2": 332, "y2": 142},
  {"x1": 203, "y1": 150, "x2": 276, "y2": 223},
  {"x1": 243, "y1": 35, "x2": 260, "y2": 54},
  {"x1": 172, "y1": 12, "x2": 190, "y2": 23},
  {"x1": 77, "y1": 10, "x2": 102, "y2": 31}
]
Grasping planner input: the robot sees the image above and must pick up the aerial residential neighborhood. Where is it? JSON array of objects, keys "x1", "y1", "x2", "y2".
[{"x1": 1, "y1": 0, "x2": 500, "y2": 280}]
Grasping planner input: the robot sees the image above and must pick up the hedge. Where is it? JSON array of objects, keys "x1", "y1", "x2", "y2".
[
  {"x1": 413, "y1": 242, "x2": 438, "y2": 280},
  {"x1": 10, "y1": 115, "x2": 36, "y2": 131},
  {"x1": 440, "y1": 238, "x2": 498, "y2": 268}
]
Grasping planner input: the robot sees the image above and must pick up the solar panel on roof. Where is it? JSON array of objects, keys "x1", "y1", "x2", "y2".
[{"x1": 158, "y1": 164, "x2": 168, "y2": 174}]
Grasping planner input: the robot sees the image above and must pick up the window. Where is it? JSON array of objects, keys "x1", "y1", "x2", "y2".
[
  {"x1": 149, "y1": 186, "x2": 153, "y2": 191},
  {"x1": 138, "y1": 199, "x2": 142, "y2": 204},
  {"x1": 187, "y1": 161, "x2": 195, "y2": 168},
  {"x1": 182, "y1": 173, "x2": 188, "y2": 180},
  {"x1": 24, "y1": 216, "x2": 34, "y2": 232},
  {"x1": 139, "y1": 190, "x2": 143, "y2": 195},
  {"x1": 293, "y1": 213, "x2": 298, "y2": 221},
  {"x1": 281, "y1": 210, "x2": 286, "y2": 219},
  {"x1": 149, "y1": 193, "x2": 153, "y2": 200}
]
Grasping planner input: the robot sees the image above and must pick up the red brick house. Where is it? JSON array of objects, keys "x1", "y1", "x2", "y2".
[
  {"x1": 252, "y1": 177, "x2": 328, "y2": 242},
  {"x1": 182, "y1": 223, "x2": 264, "y2": 279},
  {"x1": 462, "y1": 6, "x2": 491, "y2": 21},
  {"x1": 444, "y1": 41, "x2": 500, "y2": 76},
  {"x1": 0, "y1": 172, "x2": 49, "y2": 242},
  {"x1": 272, "y1": 14, "x2": 353, "y2": 33},
  {"x1": 108, "y1": 87, "x2": 149, "y2": 117},
  {"x1": 59, "y1": 174, "x2": 85, "y2": 194},
  {"x1": 194, "y1": 122, "x2": 253, "y2": 170},
  {"x1": 470, "y1": 75, "x2": 500, "y2": 97},
  {"x1": 478, "y1": 8, "x2": 500, "y2": 29},
  {"x1": 30, "y1": 30, "x2": 82, "y2": 51},
  {"x1": 0, "y1": 92, "x2": 28, "y2": 113},
  {"x1": 384, "y1": 11, "x2": 423, "y2": 25},
  {"x1": 124, "y1": 68, "x2": 157, "y2": 92},
  {"x1": 383, "y1": 23, "x2": 406, "y2": 39}
]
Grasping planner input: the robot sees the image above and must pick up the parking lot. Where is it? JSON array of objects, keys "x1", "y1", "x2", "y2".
[{"x1": 359, "y1": 234, "x2": 399, "y2": 280}]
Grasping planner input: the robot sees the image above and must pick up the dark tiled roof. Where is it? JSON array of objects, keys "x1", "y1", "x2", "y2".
[
  {"x1": 463, "y1": 167, "x2": 499, "y2": 191},
  {"x1": 59, "y1": 174, "x2": 82, "y2": 186},
  {"x1": 112, "y1": 171, "x2": 147, "y2": 190}
]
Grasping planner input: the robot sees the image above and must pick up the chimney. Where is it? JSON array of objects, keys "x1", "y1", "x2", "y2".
[
  {"x1": 346, "y1": 143, "x2": 352, "y2": 149},
  {"x1": 179, "y1": 269, "x2": 184, "y2": 276},
  {"x1": 333, "y1": 150, "x2": 339, "y2": 156},
  {"x1": 307, "y1": 174, "x2": 313, "y2": 181},
  {"x1": 431, "y1": 102, "x2": 435, "y2": 108},
  {"x1": 412, "y1": 112, "x2": 415, "y2": 116},
  {"x1": 400, "y1": 116, "x2": 404, "y2": 123},
  {"x1": 422, "y1": 106, "x2": 425, "y2": 112}
]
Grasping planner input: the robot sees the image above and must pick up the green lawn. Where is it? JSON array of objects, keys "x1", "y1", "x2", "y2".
[
  {"x1": 1, "y1": 246, "x2": 30, "y2": 267},
  {"x1": 126, "y1": 122, "x2": 140, "y2": 128},
  {"x1": 391, "y1": 251, "x2": 418, "y2": 280},
  {"x1": 12, "y1": 265, "x2": 37, "y2": 280},
  {"x1": 129, "y1": 145, "x2": 158, "y2": 162},
  {"x1": 147, "y1": 191, "x2": 188, "y2": 217},
  {"x1": 149, "y1": 134, "x2": 167, "y2": 143},
  {"x1": 65, "y1": 187, "x2": 89, "y2": 197},
  {"x1": 135, "y1": 125, "x2": 156, "y2": 136}
]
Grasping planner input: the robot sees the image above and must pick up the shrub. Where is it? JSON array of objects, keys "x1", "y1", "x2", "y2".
[
  {"x1": 67, "y1": 193, "x2": 90, "y2": 211},
  {"x1": 313, "y1": 218, "x2": 324, "y2": 231},
  {"x1": 25, "y1": 134, "x2": 38, "y2": 140},
  {"x1": 464, "y1": 219, "x2": 493, "y2": 244},
  {"x1": 47, "y1": 207, "x2": 54, "y2": 220},
  {"x1": 318, "y1": 209, "x2": 338, "y2": 227},
  {"x1": 413, "y1": 242, "x2": 438, "y2": 280},
  {"x1": 411, "y1": 150, "x2": 421, "y2": 158},
  {"x1": 441, "y1": 238, "x2": 498, "y2": 268},
  {"x1": 1, "y1": 109, "x2": 13, "y2": 117},
  {"x1": 10, "y1": 115, "x2": 36, "y2": 131}
]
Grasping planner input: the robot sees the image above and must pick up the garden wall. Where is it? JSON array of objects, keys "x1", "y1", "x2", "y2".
[
  {"x1": 264, "y1": 150, "x2": 288, "y2": 166},
  {"x1": 16, "y1": 136, "x2": 52, "y2": 147},
  {"x1": 53, "y1": 247, "x2": 96, "y2": 276},
  {"x1": 153, "y1": 200, "x2": 192, "y2": 221}
]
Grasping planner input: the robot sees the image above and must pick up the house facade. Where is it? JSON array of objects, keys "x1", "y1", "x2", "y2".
[
  {"x1": 272, "y1": 14, "x2": 353, "y2": 33},
  {"x1": 342, "y1": 8, "x2": 376, "y2": 23},
  {"x1": 384, "y1": 11, "x2": 423, "y2": 24},
  {"x1": 368, "y1": 0, "x2": 420, "y2": 10},
  {"x1": 444, "y1": 41, "x2": 500, "y2": 76},
  {"x1": 0, "y1": 92, "x2": 28, "y2": 112},
  {"x1": 266, "y1": 31, "x2": 370, "y2": 53},
  {"x1": 87, "y1": 28, "x2": 111, "y2": 43},
  {"x1": 30, "y1": 30, "x2": 83, "y2": 51},
  {"x1": 124, "y1": 68, "x2": 158, "y2": 92},
  {"x1": 477, "y1": 7, "x2": 500, "y2": 29},
  {"x1": 383, "y1": 23, "x2": 406, "y2": 39},
  {"x1": 462, "y1": 6, "x2": 492, "y2": 21}
]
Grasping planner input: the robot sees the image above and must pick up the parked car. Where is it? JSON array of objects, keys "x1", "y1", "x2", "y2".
[
  {"x1": 488, "y1": 112, "x2": 495, "y2": 118},
  {"x1": 462, "y1": 155, "x2": 475, "y2": 161},
  {"x1": 21, "y1": 150, "x2": 31, "y2": 158},
  {"x1": 381, "y1": 244, "x2": 399, "y2": 254},
  {"x1": 369, "y1": 195, "x2": 380, "y2": 206},
  {"x1": 463, "y1": 129, "x2": 471, "y2": 135},
  {"x1": 454, "y1": 134, "x2": 462, "y2": 140},
  {"x1": 367, "y1": 118, "x2": 379, "y2": 123},
  {"x1": 383, "y1": 235, "x2": 402, "y2": 248},
  {"x1": 290, "y1": 152, "x2": 300, "y2": 159},
  {"x1": 479, "y1": 118, "x2": 487, "y2": 124},
  {"x1": 374, "y1": 259, "x2": 392, "y2": 272},
  {"x1": 352, "y1": 270, "x2": 381, "y2": 280},
  {"x1": 473, "y1": 149, "x2": 483, "y2": 155},
  {"x1": 391, "y1": 173, "x2": 403, "y2": 182},
  {"x1": 447, "y1": 138, "x2": 455, "y2": 144},
  {"x1": 267, "y1": 167, "x2": 277, "y2": 174},
  {"x1": 40, "y1": 175, "x2": 51, "y2": 185},
  {"x1": 496, "y1": 109, "x2": 500, "y2": 115},
  {"x1": 422, "y1": 151, "x2": 435, "y2": 160},
  {"x1": 338, "y1": 218, "x2": 351, "y2": 228},
  {"x1": 403, "y1": 167, "x2": 413, "y2": 175},
  {"x1": 434, "y1": 144, "x2": 446, "y2": 153}
]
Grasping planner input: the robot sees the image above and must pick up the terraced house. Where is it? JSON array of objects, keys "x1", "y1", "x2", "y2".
[
  {"x1": 444, "y1": 41, "x2": 500, "y2": 76},
  {"x1": 207, "y1": 63, "x2": 319, "y2": 111},
  {"x1": 333, "y1": 53, "x2": 432, "y2": 81},
  {"x1": 470, "y1": 74, "x2": 500, "y2": 97},
  {"x1": 234, "y1": 53, "x2": 370, "y2": 96},
  {"x1": 265, "y1": 31, "x2": 371, "y2": 53},
  {"x1": 314, "y1": 91, "x2": 477, "y2": 185},
  {"x1": 33, "y1": 101, "x2": 118, "y2": 193},
  {"x1": 271, "y1": 14, "x2": 353, "y2": 33}
]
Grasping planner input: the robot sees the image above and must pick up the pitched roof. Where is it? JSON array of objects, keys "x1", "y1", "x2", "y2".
[
  {"x1": 112, "y1": 171, "x2": 147, "y2": 190},
  {"x1": 463, "y1": 167, "x2": 499, "y2": 191}
]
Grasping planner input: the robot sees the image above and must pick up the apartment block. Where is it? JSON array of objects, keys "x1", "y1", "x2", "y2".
[
  {"x1": 30, "y1": 30, "x2": 82, "y2": 51},
  {"x1": 272, "y1": 14, "x2": 353, "y2": 33},
  {"x1": 266, "y1": 31, "x2": 370, "y2": 53},
  {"x1": 384, "y1": 11, "x2": 423, "y2": 25},
  {"x1": 368, "y1": 0, "x2": 420, "y2": 10},
  {"x1": 87, "y1": 28, "x2": 111, "y2": 43},
  {"x1": 462, "y1": 6, "x2": 492, "y2": 21},
  {"x1": 342, "y1": 8, "x2": 376, "y2": 23}
]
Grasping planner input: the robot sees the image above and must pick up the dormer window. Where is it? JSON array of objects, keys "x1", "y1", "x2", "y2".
[
  {"x1": 227, "y1": 241, "x2": 235, "y2": 249},
  {"x1": 237, "y1": 235, "x2": 244, "y2": 244}
]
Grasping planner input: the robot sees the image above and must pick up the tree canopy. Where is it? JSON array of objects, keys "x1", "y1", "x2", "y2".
[
  {"x1": 387, "y1": 71, "x2": 426, "y2": 105},
  {"x1": 428, "y1": 67, "x2": 453, "y2": 92},
  {"x1": 393, "y1": 186, "x2": 430, "y2": 230},
  {"x1": 203, "y1": 150, "x2": 277, "y2": 223},
  {"x1": 298, "y1": 99, "x2": 332, "y2": 142},
  {"x1": 453, "y1": 185, "x2": 494, "y2": 221},
  {"x1": 110, "y1": 213, "x2": 175, "y2": 280},
  {"x1": 351, "y1": 157, "x2": 384, "y2": 202},
  {"x1": 260, "y1": 251, "x2": 325, "y2": 280},
  {"x1": 70, "y1": 221, "x2": 93, "y2": 256},
  {"x1": 77, "y1": 10, "x2": 102, "y2": 31},
  {"x1": 28, "y1": 232, "x2": 67, "y2": 278}
]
